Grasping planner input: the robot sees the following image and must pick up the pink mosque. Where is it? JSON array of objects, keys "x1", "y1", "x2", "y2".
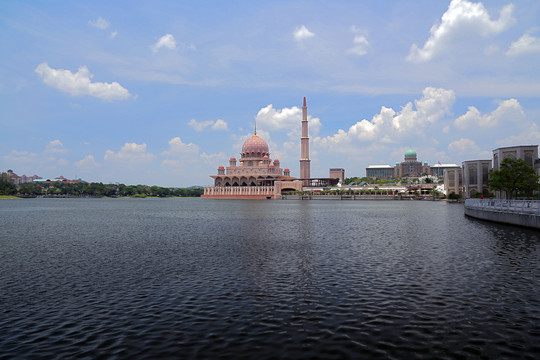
[{"x1": 202, "y1": 97, "x2": 311, "y2": 199}]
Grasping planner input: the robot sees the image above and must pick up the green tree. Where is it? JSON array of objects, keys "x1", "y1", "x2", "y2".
[
  {"x1": 489, "y1": 158, "x2": 540, "y2": 199},
  {"x1": 0, "y1": 173, "x2": 17, "y2": 195}
]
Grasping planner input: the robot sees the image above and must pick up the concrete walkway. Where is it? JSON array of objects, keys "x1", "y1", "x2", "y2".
[{"x1": 464, "y1": 199, "x2": 540, "y2": 229}]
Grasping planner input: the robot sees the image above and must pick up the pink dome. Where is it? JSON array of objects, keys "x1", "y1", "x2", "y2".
[
  {"x1": 269, "y1": 163, "x2": 275, "y2": 168},
  {"x1": 218, "y1": 165, "x2": 224, "y2": 169},
  {"x1": 284, "y1": 167, "x2": 290, "y2": 172},
  {"x1": 242, "y1": 135, "x2": 269, "y2": 154},
  {"x1": 230, "y1": 156, "x2": 236, "y2": 161},
  {"x1": 274, "y1": 158, "x2": 279, "y2": 163},
  {"x1": 263, "y1": 155, "x2": 269, "y2": 159}
]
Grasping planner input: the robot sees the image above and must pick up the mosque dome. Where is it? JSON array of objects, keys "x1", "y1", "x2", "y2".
[
  {"x1": 269, "y1": 163, "x2": 275, "y2": 168},
  {"x1": 218, "y1": 165, "x2": 224, "y2": 169},
  {"x1": 405, "y1": 148, "x2": 417, "y2": 159},
  {"x1": 284, "y1": 167, "x2": 290, "y2": 172},
  {"x1": 242, "y1": 135, "x2": 269, "y2": 155},
  {"x1": 230, "y1": 156, "x2": 236, "y2": 161},
  {"x1": 274, "y1": 158, "x2": 280, "y2": 163}
]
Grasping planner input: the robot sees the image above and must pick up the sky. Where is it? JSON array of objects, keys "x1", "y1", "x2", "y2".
[{"x1": 1, "y1": 0, "x2": 540, "y2": 187}]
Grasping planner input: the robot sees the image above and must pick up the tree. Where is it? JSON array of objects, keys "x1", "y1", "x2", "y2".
[
  {"x1": 489, "y1": 158, "x2": 540, "y2": 199},
  {"x1": 0, "y1": 172, "x2": 17, "y2": 195}
]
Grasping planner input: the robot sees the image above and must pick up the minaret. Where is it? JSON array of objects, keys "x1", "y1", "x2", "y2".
[{"x1": 300, "y1": 96, "x2": 311, "y2": 186}]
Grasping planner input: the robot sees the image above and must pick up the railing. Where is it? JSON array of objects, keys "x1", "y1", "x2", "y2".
[{"x1": 465, "y1": 199, "x2": 540, "y2": 215}]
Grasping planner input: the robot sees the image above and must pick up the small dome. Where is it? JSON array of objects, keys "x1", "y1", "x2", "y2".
[
  {"x1": 274, "y1": 158, "x2": 279, "y2": 163},
  {"x1": 269, "y1": 163, "x2": 275, "y2": 168},
  {"x1": 284, "y1": 167, "x2": 290, "y2": 172},
  {"x1": 263, "y1": 155, "x2": 269, "y2": 159},
  {"x1": 230, "y1": 156, "x2": 236, "y2": 161},
  {"x1": 218, "y1": 165, "x2": 224, "y2": 169},
  {"x1": 242, "y1": 135, "x2": 269, "y2": 154}
]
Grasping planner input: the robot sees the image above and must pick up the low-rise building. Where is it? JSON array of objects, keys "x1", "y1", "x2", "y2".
[
  {"x1": 329, "y1": 168, "x2": 345, "y2": 183},
  {"x1": 366, "y1": 165, "x2": 393, "y2": 180}
]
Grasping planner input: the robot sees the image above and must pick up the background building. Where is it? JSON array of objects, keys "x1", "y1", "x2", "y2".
[
  {"x1": 493, "y1": 145, "x2": 538, "y2": 170},
  {"x1": 491, "y1": 145, "x2": 539, "y2": 199},
  {"x1": 4, "y1": 170, "x2": 42, "y2": 184},
  {"x1": 329, "y1": 168, "x2": 345, "y2": 183},
  {"x1": 366, "y1": 148, "x2": 453, "y2": 180},
  {"x1": 462, "y1": 160, "x2": 491, "y2": 198},
  {"x1": 444, "y1": 167, "x2": 462, "y2": 196},
  {"x1": 366, "y1": 165, "x2": 393, "y2": 180}
]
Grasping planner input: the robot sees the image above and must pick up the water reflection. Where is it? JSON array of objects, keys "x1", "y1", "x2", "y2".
[{"x1": 1, "y1": 198, "x2": 539, "y2": 359}]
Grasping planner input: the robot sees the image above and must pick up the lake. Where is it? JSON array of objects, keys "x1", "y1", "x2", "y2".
[{"x1": 1, "y1": 198, "x2": 539, "y2": 359}]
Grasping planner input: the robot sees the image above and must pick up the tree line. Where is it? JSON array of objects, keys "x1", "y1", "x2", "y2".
[{"x1": 0, "y1": 176, "x2": 203, "y2": 198}]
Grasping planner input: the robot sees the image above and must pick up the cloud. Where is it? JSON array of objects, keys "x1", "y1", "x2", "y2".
[
  {"x1": 3, "y1": 140, "x2": 72, "y2": 174},
  {"x1": 448, "y1": 138, "x2": 490, "y2": 158},
  {"x1": 315, "y1": 87, "x2": 455, "y2": 149},
  {"x1": 392, "y1": 87, "x2": 455, "y2": 131},
  {"x1": 74, "y1": 155, "x2": 101, "y2": 172},
  {"x1": 110, "y1": 30, "x2": 118, "y2": 39},
  {"x1": 212, "y1": 119, "x2": 228, "y2": 131},
  {"x1": 255, "y1": 104, "x2": 321, "y2": 136},
  {"x1": 200, "y1": 152, "x2": 227, "y2": 164},
  {"x1": 35, "y1": 63, "x2": 130, "y2": 100},
  {"x1": 89, "y1": 17, "x2": 109, "y2": 30},
  {"x1": 162, "y1": 137, "x2": 199, "y2": 155},
  {"x1": 293, "y1": 25, "x2": 315, "y2": 41},
  {"x1": 45, "y1": 139, "x2": 67, "y2": 154},
  {"x1": 453, "y1": 98, "x2": 524, "y2": 129},
  {"x1": 315, "y1": 106, "x2": 396, "y2": 149},
  {"x1": 506, "y1": 30, "x2": 540, "y2": 56},
  {"x1": 104, "y1": 143, "x2": 155, "y2": 162},
  {"x1": 407, "y1": 0, "x2": 515, "y2": 62},
  {"x1": 152, "y1": 34, "x2": 177, "y2": 53},
  {"x1": 3, "y1": 150, "x2": 38, "y2": 164},
  {"x1": 496, "y1": 123, "x2": 540, "y2": 147},
  {"x1": 347, "y1": 26, "x2": 369, "y2": 56},
  {"x1": 187, "y1": 119, "x2": 228, "y2": 131}
]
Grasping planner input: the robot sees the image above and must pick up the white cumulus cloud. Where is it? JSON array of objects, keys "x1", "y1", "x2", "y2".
[
  {"x1": 392, "y1": 87, "x2": 455, "y2": 131},
  {"x1": 187, "y1": 119, "x2": 228, "y2": 132},
  {"x1": 212, "y1": 119, "x2": 228, "y2": 131},
  {"x1": 104, "y1": 143, "x2": 155, "y2": 162},
  {"x1": 255, "y1": 104, "x2": 321, "y2": 136},
  {"x1": 75, "y1": 155, "x2": 101, "y2": 172},
  {"x1": 152, "y1": 34, "x2": 177, "y2": 53},
  {"x1": 453, "y1": 98, "x2": 524, "y2": 129},
  {"x1": 293, "y1": 25, "x2": 315, "y2": 41},
  {"x1": 162, "y1": 137, "x2": 199, "y2": 155},
  {"x1": 448, "y1": 138, "x2": 490, "y2": 158},
  {"x1": 407, "y1": 0, "x2": 515, "y2": 62},
  {"x1": 315, "y1": 87, "x2": 455, "y2": 149},
  {"x1": 35, "y1": 63, "x2": 130, "y2": 101},
  {"x1": 506, "y1": 30, "x2": 540, "y2": 56},
  {"x1": 347, "y1": 26, "x2": 369, "y2": 56},
  {"x1": 89, "y1": 16, "x2": 109, "y2": 30},
  {"x1": 45, "y1": 139, "x2": 67, "y2": 154}
]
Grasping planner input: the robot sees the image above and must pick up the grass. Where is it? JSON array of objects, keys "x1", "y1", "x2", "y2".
[{"x1": 0, "y1": 195, "x2": 21, "y2": 199}]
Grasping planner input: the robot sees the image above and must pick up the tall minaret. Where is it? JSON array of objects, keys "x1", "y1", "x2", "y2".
[{"x1": 300, "y1": 96, "x2": 311, "y2": 186}]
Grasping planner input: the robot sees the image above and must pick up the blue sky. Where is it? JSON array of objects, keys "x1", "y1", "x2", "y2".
[{"x1": 1, "y1": 0, "x2": 539, "y2": 186}]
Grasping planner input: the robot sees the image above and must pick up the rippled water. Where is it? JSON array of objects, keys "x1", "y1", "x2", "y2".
[{"x1": 1, "y1": 198, "x2": 539, "y2": 359}]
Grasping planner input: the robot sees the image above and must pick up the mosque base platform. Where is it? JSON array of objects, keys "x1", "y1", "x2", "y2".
[{"x1": 201, "y1": 194, "x2": 277, "y2": 200}]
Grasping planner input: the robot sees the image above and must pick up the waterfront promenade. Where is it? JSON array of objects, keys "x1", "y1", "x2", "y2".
[{"x1": 465, "y1": 198, "x2": 540, "y2": 229}]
